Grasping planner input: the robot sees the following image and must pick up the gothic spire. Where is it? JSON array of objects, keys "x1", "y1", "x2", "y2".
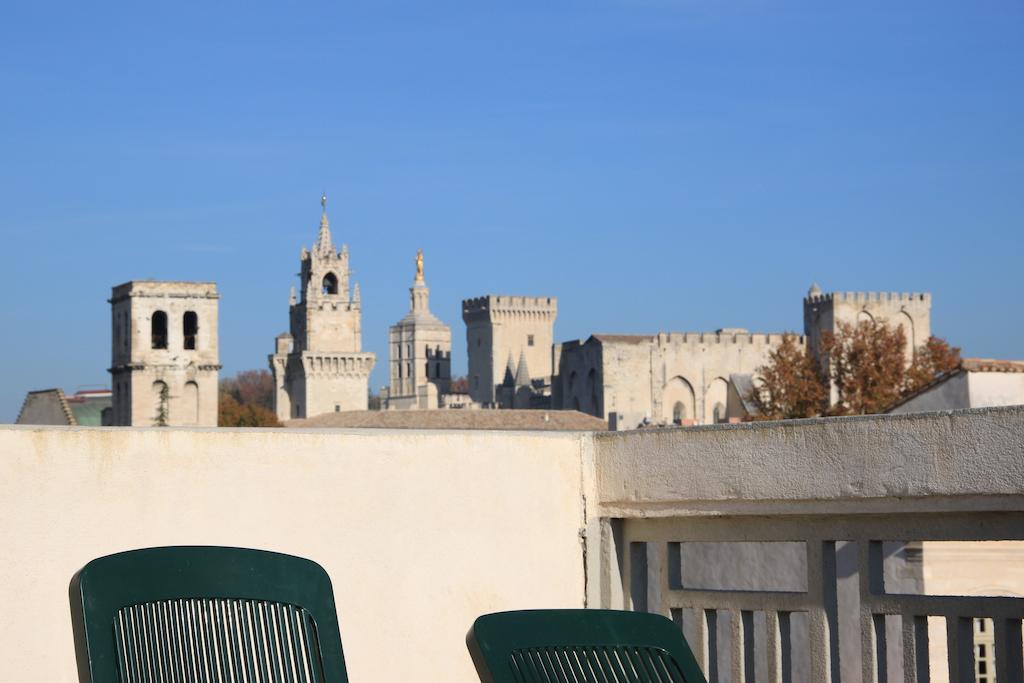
[
  {"x1": 502, "y1": 352, "x2": 516, "y2": 386},
  {"x1": 514, "y1": 350, "x2": 531, "y2": 388},
  {"x1": 315, "y1": 192, "x2": 334, "y2": 255}
]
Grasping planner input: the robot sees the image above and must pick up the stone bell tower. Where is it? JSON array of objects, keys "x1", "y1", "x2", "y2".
[
  {"x1": 269, "y1": 195, "x2": 375, "y2": 420},
  {"x1": 109, "y1": 280, "x2": 221, "y2": 426}
]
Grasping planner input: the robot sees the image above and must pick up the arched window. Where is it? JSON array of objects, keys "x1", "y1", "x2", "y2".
[
  {"x1": 322, "y1": 272, "x2": 338, "y2": 295},
  {"x1": 713, "y1": 403, "x2": 726, "y2": 424},
  {"x1": 151, "y1": 311, "x2": 168, "y2": 349},
  {"x1": 673, "y1": 402, "x2": 685, "y2": 425},
  {"x1": 183, "y1": 311, "x2": 198, "y2": 350},
  {"x1": 183, "y1": 381, "x2": 199, "y2": 424}
]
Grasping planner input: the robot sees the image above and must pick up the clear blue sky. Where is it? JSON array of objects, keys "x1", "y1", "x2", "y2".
[{"x1": 1, "y1": 1, "x2": 1021, "y2": 421}]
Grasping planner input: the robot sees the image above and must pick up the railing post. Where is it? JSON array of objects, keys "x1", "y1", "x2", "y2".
[
  {"x1": 902, "y1": 614, "x2": 930, "y2": 683},
  {"x1": 993, "y1": 618, "x2": 1023, "y2": 682},
  {"x1": 808, "y1": 540, "x2": 840, "y2": 683},
  {"x1": 945, "y1": 616, "x2": 974, "y2": 683},
  {"x1": 860, "y1": 541, "x2": 885, "y2": 683}
]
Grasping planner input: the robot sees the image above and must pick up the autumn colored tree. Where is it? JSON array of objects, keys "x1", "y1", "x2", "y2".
[
  {"x1": 821, "y1": 319, "x2": 908, "y2": 416},
  {"x1": 748, "y1": 320, "x2": 962, "y2": 420},
  {"x1": 220, "y1": 369, "x2": 275, "y2": 409},
  {"x1": 904, "y1": 336, "x2": 961, "y2": 396},
  {"x1": 218, "y1": 369, "x2": 280, "y2": 427},
  {"x1": 748, "y1": 334, "x2": 827, "y2": 420}
]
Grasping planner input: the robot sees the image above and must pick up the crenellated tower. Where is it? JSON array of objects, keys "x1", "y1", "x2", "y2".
[
  {"x1": 462, "y1": 295, "x2": 557, "y2": 406},
  {"x1": 269, "y1": 195, "x2": 375, "y2": 420}
]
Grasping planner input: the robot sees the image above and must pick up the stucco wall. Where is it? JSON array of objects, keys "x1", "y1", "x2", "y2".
[
  {"x1": 592, "y1": 407, "x2": 1024, "y2": 517},
  {"x1": 968, "y1": 371, "x2": 1024, "y2": 409},
  {"x1": 0, "y1": 426, "x2": 588, "y2": 683}
]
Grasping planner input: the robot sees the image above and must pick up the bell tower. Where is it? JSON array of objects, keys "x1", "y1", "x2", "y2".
[{"x1": 269, "y1": 195, "x2": 375, "y2": 420}]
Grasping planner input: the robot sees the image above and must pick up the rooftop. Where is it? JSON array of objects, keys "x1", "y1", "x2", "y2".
[{"x1": 286, "y1": 408, "x2": 607, "y2": 431}]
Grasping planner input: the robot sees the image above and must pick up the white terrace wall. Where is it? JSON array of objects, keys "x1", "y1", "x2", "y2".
[
  {"x1": 3, "y1": 408, "x2": 1023, "y2": 682},
  {"x1": 0, "y1": 426, "x2": 589, "y2": 683}
]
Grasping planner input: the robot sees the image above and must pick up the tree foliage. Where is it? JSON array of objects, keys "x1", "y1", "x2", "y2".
[
  {"x1": 905, "y1": 335, "x2": 961, "y2": 395},
  {"x1": 219, "y1": 369, "x2": 280, "y2": 427},
  {"x1": 220, "y1": 369, "x2": 275, "y2": 409},
  {"x1": 747, "y1": 334, "x2": 827, "y2": 420},
  {"x1": 821, "y1": 319, "x2": 908, "y2": 416},
  {"x1": 748, "y1": 320, "x2": 961, "y2": 420}
]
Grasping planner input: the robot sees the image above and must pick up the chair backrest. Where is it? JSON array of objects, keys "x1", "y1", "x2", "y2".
[
  {"x1": 467, "y1": 609, "x2": 707, "y2": 683},
  {"x1": 69, "y1": 546, "x2": 348, "y2": 683}
]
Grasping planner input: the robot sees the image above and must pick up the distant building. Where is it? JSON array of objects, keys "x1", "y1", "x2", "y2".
[
  {"x1": 385, "y1": 250, "x2": 452, "y2": 410},
  {"x1": 553, "y1": 331, "x2": 787, "y2": 430},
  {"x1": 269, "y1": 196, "x2": 375, "y2": 420},
  {"x1": 109, "y1": 280, "x2": 220, "y2": 426},
  {"x1": 888, "y1": 358, "x2": 1024, "y2": 414},
  {"x1": 462, "y1": 295, "x2": 557, "y2": 407},
  {"x1": 16, "y1": 388, "x2": 113, "y2": 426},
  {"x1": 555, "y1": 286, "x2": 934, "y2": 430},
  {"x1": 285, "y1": 408, "x2": 606, "y2": 431}
]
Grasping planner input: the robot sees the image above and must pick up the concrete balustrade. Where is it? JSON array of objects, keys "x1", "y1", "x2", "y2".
[{"x1": 1, "y1": 406, "x2": 1022, "y2": 681}]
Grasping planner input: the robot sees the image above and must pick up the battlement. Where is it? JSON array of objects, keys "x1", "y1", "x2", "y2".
[
  {"x1": 109, "y1": 280, "x2": 219, "y2": 303},
  {"x1": 656, "y1": 331, "x2": 804, "y2": 347},
  {"x1": 804, "y1": 291, "x2": 931, "y2": 305},
  {"x1": 462, "y1": 295, "x2": 558, "y2": 321}
]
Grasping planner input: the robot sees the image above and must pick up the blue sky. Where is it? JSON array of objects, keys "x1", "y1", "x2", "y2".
[{"x1": 1, "y1": 1, "x2": 1021, "y2": 421}]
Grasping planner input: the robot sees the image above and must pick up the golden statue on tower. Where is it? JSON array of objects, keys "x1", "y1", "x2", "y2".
[{"x1": 415, "y1": 249, "x2": 424, "y2": 283}]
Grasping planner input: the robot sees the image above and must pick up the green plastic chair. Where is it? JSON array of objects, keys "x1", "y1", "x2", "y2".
[
  {"x1": 467, "y1": 609, "x2": 707, "y2": 683},
  {"x1": 69, "y1": 546, "x2": 348, "y2": 682}
]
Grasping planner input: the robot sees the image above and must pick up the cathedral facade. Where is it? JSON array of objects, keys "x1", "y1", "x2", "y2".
[
  {"x1": 269, "y1": 198, "x2": 375, "y2": 420},
  {"x1": 384, "y1": 250, "x2": 452, "y2": 409}
]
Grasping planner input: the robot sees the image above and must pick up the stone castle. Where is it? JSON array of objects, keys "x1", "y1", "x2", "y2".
[
  {"x1": 553, "y1": 284, "x2": 932, "y2": 429},
  {"x1": 104, "y1": 197, "x2": 934, "y2": 429}
]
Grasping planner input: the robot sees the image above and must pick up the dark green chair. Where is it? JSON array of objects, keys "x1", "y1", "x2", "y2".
[
  {"x1": 467, "y1": 609, "x2": 707, "y2": 683},
  {"x1": 69, "y1": 546, "x2": 348, "y2": 682}
]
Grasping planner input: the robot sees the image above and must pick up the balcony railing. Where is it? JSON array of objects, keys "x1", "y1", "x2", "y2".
[{"x1": 588, "y1": 407, "x2": 1024, "y2": 682}]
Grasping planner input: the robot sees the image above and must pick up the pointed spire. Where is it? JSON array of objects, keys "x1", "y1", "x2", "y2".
[
  {"x1": 502, "y1": 352, "x2": 516, "y2": 386},
  {"x1": 289, "y1": 286, "x2": 297, "y2": 305},
  {"x1": 315, "y1": 193, "x2": 334, "y2": 255},
  {"x1": 808, "y1": 282, "x2": 822, "y2": 298},
  {"x1": 514, "y1": 350, "x2": 531, "y2": 387}
]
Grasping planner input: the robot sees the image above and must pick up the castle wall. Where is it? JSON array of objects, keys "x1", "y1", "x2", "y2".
[
  {"x1": 557, "y1": 332, "x2": 791, "y2": 430},
  {"x1": 804, "y1": 291, "x2": 931, "y2": 361},
  {"x1": 295, "y1": 354, "x2": 374, "y2": 417}
]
